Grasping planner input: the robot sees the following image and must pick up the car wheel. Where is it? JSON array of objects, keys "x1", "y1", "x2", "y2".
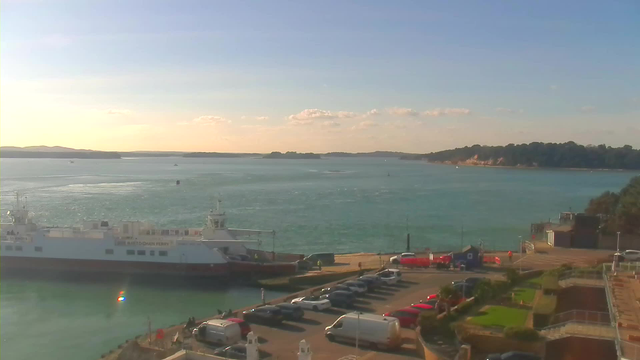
[
  {"x1": 312, "y1": 305, "x2": 319, "y2": 311},
  {"x1": 326, "y1": 334, "x2": 335, "y2": 342}
]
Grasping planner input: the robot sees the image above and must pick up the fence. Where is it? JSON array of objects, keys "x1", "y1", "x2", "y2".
[{"x1": 550, "y1": 310, "x2": 610, "y2": 326}]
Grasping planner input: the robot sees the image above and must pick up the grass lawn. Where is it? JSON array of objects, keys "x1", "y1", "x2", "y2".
[
  {"x1": 512, "y1": 287, "x2": 536, "y2": 304},
  {"x1": 468, "y1": 306, "x2": 529, "y2": 328}
]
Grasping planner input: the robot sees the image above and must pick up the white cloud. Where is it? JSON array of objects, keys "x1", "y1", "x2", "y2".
[
  {"x1": 192, "y1": 115, "x2": 231, "y2": 125},
  {"x1": 105, "y1": 109, "x2": 132, "y2": 116},
  {"x1": 388, "y1": 107, "x2": 419, "y2": 117},
  {"x1": 255, "y1": 116, "x2": 269, "y2": 121},
  {"x1": 351, "y1": 120, "x2": 378, "y2": 130},
  {"x1": 364, "y1": 109, "x2": 381, "y2": 117},
  {"x1": 289, "y1": 119, "x2": 314, "y2": 126},
  {"x1": 321, "y1": 121, "x2": 341, "y2": 128},
  {"x1": 580, "y1": 106, "x2": 596, "y2": 113},
  {"x1": 422, "y1": 108, "x2": 471, "y2": 117},
  {"x1": 496, "y1": 108, "x2": 524, "y2": 114},
  {"x1": 550, "y1": 85, "x2": 558, "y2": 90},
  {"x1": 287, "y1": 109, "x2": 358, "y2": 125},
  {"x1": 240, "y1": 116, "x2": 247, "y2": 120}
]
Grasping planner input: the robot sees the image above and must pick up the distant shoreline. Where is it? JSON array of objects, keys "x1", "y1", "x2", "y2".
[{"x1": 421, "y1": 160, "x2": 638, "y2": 172}]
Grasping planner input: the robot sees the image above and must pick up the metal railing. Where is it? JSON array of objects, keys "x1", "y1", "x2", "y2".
[
  {"x1": 620, "y1": 341, "x2": 640, "y2": 360},
  {"x1": 550, "y1": 310, "x2": 611, "y2": 326},
  {"x1": 603, "y1": 263, "x2": 623, "y2": 359}
]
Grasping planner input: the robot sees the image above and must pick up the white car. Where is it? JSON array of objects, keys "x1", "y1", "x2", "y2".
[
  {"x1": 616, "y1": 250, "x2": 640, "y2": 262},
  {"x1": 377, "y1": 272, "x2": 399, "y2": 285},
  {"x1": 291, "y1": 296, "x2": 332, "y2": 311},
  {"x1": 342, "y1": 280, "x2": 368, "y2": 294},
  {"x1": 390, "y1": 252, "x2": 416, "y2": 264}
]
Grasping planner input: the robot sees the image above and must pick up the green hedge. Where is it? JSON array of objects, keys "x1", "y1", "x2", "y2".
[
  {"x1": 533, "y1": 295, "x2": 557, "y2": 315},
  {"x1": 504, "y1": 326, "x2": 540, "y2": 341}
]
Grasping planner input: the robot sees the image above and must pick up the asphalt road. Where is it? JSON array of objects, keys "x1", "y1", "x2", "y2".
[{"x1": 234, "y1": 271, "x2": 496, "y2": 360}]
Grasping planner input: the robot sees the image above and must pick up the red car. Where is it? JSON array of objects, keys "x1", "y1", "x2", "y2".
[
  {"x1": 383, "y1": 308, "x2": 421, "y2": 328},
  {"x1": 410, "y1": 303, "x2": 435, "y2": 312},
  {"x1": 226, "y1": 317, "x2": 252, "y2": 338}
]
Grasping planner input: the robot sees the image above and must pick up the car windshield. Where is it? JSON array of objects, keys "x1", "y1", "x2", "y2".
[{"x1": 304, "y1": 296, "x2": 320, "y2": 301}]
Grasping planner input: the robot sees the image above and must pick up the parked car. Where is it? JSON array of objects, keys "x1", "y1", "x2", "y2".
[
  {"x1": 304, "y1": 252, "x2": 336, "y2": 265},
  {"x1": 377, "y1": 268, "x2": 402, "y2": 281},
  {"x1": 343, "y1": 280, "x2": 368, "y2": 294},
  {"x1": 486, "y1": 351, "x2": 541, "y2": 360},
  {"x1": 615, "y1": 250, "x2": 640, "y2": 262},
  {"x1": 383, "y1": 307, "x2": 421, "y2": 328},
  {"x1": 422, "y1": 299, "x2": 438, "y2": 307},
  {"x1": 291, "y1": 296, "x2": 332, "y2": 311},
  {"x1": 274, "y1": 303, "x2": 305, "y2": 321},
  {"x1": 390, "y1": 252, "x2": 416, "y2": 264},
  {"x1": 242, "y1": 305, "x2": 284, "y2": 325},
  {"x1": 452, "y1": 277, "x2": 483, "y2": 289},
  {"x1": 359, "y1": 275, "x2": 384, "y2": 287},
  {"x1": 357, "y1": 276, "x2": 382, "y2": 291},
  {"x1": 296, "y1": 259, "x2": 312, "y2": 271},
  {"x1": 410, "y1": 303, "x2": 435, "y2": 312},
  {"x1": 321, "y1": 290, "x2": 356, "y2": 308},
  {"x1": 453, "y1": 283, "x2": 474, "y2": 298},
  {"x1": 225, "y1": 318, "x2": 252, "y2": 338},
  {"x1": 376, "y1": 271, "x2": 399, "y2": 285},
  {"x1": 213, "y1": 344, "x2": 248, "y2": 360},
  {"x1": 193, "y1": 319, "x2": 242, "y2": 345},
  {"x1": 325, "y1": 312, "x2": 402, "y2": 349},
  {"x1": 320, "y1": 285, "x2": 354, "y2": 295}
]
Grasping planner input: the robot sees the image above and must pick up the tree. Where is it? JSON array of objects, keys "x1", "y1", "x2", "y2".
[{"x1": 584, "y1": 176, "x2": 640, "y2": 234}]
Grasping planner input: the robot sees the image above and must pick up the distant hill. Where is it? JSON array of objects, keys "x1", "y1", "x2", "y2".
[
  {"x1": 403, "y1": 142, "x2": 640, "y2": 170},
  {"x1": 0, "y1": 151, "x2": 120, "y2": 159},
  {"x1": 1, "y1": 145, "x2": 92, "y2": 152},
  {"x1": 263, "y1": 151, "x2": 321, "y2": 159}
]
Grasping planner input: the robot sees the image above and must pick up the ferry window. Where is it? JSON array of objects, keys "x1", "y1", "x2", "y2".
[
  {"x1": 126, "y1": 250, "x2": 135, "y2": 255},
  {"x1": 150, "y1": 250, "x2": 155, "y2": 256},
  {"x1": 15, "y1": 246, "x2": 23, "y2": 251},
  {"x1": 105, "y1": 249, "x2": 114, "y2": 255},
  {"x1": 137, "y1": 250, "x2": 145, "y2": 255},
  {"x1": 159, "y1": 251, "x2": 168, "y2": 256},
  {"x1": 35, "y1": 246, "x2": 43, "y2": 252},
  {"x1": 5, "y1": 245, "x2": 13, "y2": 251}
]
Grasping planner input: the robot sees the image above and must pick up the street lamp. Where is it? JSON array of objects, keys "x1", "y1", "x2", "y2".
[{"x1": 617, "y1": 232, "x2": 621, "y2": 252}]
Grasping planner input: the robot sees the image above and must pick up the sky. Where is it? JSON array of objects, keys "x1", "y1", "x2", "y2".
[{"x1": 1, "y1": 0, "x2": 639, "y2": 153}]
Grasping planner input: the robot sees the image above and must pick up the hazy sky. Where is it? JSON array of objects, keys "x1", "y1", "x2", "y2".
[{"x1": 1, "y1": 0, "x2": 639, "y2": 153}]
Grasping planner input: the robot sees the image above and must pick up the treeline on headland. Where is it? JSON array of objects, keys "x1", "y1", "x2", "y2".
[
  {"x1": 0, "y1": 151, "x2": 121, "y2": 159},
  {"x1": 263, "y1": 151, "x2": 321, "y2": 159},
  {"x1": 402, "y1": 142, "x2": 640, "y2": 170},
  {"x1": 585, "y1": 176, "x2": 640, "y2": 234}
]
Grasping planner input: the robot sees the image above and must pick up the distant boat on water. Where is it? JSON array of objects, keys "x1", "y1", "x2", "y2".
[{"x1": 174, "y1": 163, "x2": 178, "y2": 167}]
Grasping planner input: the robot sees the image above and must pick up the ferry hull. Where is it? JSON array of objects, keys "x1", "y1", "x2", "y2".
[
  {"x1": 0, "y1": 256, "x2": 230, "y2": 277},
  {"x1": 0, "y1": 256, "x2": 298, "y2": 277}
]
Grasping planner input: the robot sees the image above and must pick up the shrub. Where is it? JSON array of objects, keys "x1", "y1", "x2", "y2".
[
  {"x1": 504, "y1": 326, "x2": 540, "y2": 341},
  {"x1": 454, "y1": 300, "x2": 474, "y2": 315},
  {"x1": 533, "y1": 295, "x2": 557, "y2": 315},
  {"x1": 505, "y1": 268, "x2": 521, "y2": 285},
  {"x1": 473, "y1": 279, "x2": 496, "y2": 301},
  {"x1": 418, "y1": 312, "x2": 439, "y2": 335},
  {"x1": 541, "y1": 274, "x2": 559, "y2": 294}
]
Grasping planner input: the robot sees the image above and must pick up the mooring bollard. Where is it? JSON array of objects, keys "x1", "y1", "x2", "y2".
[
  {"x1": 246, "y1": 332, "x2": 259, "y2": 360},
  {"x1": 298, "y1": 339, "x2": 312, "y2": 360}
]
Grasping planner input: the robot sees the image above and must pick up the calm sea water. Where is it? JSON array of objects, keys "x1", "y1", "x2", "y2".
[{"x1": 1, "y1": 157, "x2": 637, "y2": 360}]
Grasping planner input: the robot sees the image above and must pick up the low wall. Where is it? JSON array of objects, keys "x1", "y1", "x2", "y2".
[
  {"x1": 414, "y1": 327, "x2": 450, "y2": 360},
  {"x1": 461, "y1": 333, "x2": 545, "y2": 357},
  {"x1": 556, "y1": 286, "x2": 608, "y2": 313}
]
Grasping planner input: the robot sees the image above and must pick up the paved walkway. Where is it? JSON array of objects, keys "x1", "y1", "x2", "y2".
[{"x1": 541, "y1": 322, "x2": 616, "y2": 340}]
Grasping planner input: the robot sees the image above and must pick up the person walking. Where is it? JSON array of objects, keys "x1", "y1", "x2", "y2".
[
  {"x1": 508, "y1": 250, "x2": 513, "y2": 262},
  {"x1": 317, "y1": 260, "x2": 322, "y2": 271}
]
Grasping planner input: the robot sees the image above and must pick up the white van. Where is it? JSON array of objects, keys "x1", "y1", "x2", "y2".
[
  {"x1": 193, "y1": 319, "x2": 242, "y2": 345},
  {"x1": 324, "y1": 312, "x2": 402, "y2": 350}
]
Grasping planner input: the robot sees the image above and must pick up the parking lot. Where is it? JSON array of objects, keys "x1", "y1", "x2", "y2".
[{"x1": 189, "y1": 270, "x2": 497, "y2": 360}]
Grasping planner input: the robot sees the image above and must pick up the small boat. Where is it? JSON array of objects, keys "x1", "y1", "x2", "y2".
[
  {"x1": 176, "y1": 180, "x2": 181, "y2": 185},
  {"x1": 174, "y1": 163, "x2": 178, "y2": 167},
  {"x1": 69, "y1": 160, "x2": 74, "y2": 164}
]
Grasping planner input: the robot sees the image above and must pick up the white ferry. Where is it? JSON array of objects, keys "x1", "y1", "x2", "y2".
[{"x1": 0, "y1": 194, "x2": 297, "y2": 277}]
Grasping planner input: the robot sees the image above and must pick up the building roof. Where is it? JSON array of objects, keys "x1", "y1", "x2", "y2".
[{"x1": 462, "y1": 245, "x2": 478, "y2": 252}]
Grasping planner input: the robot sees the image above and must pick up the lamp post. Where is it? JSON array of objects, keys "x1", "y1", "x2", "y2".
[{"x1": 617, "y1": 232, "x2": 621, "y2": 252}]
